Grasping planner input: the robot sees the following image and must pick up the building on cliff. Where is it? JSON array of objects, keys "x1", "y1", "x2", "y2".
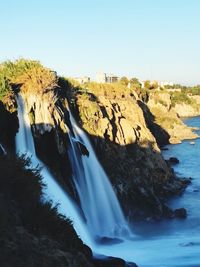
[{"x1": 96, "y1": 72, "x2": 119, "y2": 83}]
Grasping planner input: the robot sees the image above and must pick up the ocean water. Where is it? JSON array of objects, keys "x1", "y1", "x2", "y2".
[{"x1": 94, "y1": 116, "x2": 200, "y2": 267}]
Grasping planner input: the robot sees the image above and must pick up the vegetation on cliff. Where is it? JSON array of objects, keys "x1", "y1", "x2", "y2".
[{"x1": 0, "y1": 59, "x2": 58, "y2": 101}]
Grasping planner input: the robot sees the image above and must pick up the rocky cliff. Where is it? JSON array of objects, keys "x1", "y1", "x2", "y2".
[
  {"x1": 146, "y1": 90, "x2": 199, "y2": 144},
  {"x1": 2, "y1": 78, "x2": 195, "y2": 221},
  {"x1": 67, "y1": 83, "x2": 192, "y2": 219},
  {"x1": 172, "y1": 95, "x2": 200, "y2": 117}
]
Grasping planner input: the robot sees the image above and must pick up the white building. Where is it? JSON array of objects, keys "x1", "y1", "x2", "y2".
[
  {"x1": 96, "y1": 72, "x2": 119, "y2": 83},
  {"x1": 96, "y1": 72, "x2": 107, "y2": 83}
]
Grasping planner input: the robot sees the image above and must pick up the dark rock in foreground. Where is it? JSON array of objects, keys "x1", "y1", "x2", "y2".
[
  {"x1": 168, "y1": 157, "x2": 180, "y2": 164},
  {"x1": 174, "y1": 208, "x2": 187, "y2": 218},
  {"x1": 93, "y1": 256, "x2": 138, "y2": 267}
]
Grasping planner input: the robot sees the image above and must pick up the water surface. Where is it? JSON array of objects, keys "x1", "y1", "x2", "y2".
[{"x1": 95, "y1": 116, "x2": 200, "y2": 267}]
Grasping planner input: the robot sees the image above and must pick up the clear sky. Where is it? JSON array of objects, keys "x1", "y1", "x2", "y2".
[{"x1": 0, "y1": 0, "x2": 200, "y2": 85}]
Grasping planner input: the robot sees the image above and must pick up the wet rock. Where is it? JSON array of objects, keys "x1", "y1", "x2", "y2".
[
  {"x1": 180, "y1": 178, "x2": 192, "y2": 186},
  {"x1": 77, "y1": 141, "x2": 89, "y2": 157},
  {"x1": 168, "y1": 157, "x2": 179, "y2": 164},
  {"x1": 161, "y1": 147, "x2": 169, "y2": 151},
  {"x1": 127, "y1": 263, "x2": 139, "y2": 267},
  {"x1": 174, "y1": 208, "x2": 187, "y2": 218},
  {"x1": 193, "y1": 189, "x2": 199, "y2": 192},
  {"x1": 93, "y1": 256, "x2": 138, "y2": 267},
  {"x1": 97, "y1": 236, "x2": 123, "y2": 245}
]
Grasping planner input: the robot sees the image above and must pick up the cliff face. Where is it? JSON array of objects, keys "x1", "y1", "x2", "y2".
[
  {"x1": 172, "y1": 95, "x2": 200, "y2": 117},
  {"x1": 146, "y1": 91, "x2": 199, "y2": 144},
  {"x1": 68, "y1": 85, "x2": 190, "y2": 219}
]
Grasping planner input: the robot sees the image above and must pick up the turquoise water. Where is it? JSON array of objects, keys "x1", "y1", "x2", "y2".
[{"x1": 95, "y1": 117, "x2": 200, "y2": 267}]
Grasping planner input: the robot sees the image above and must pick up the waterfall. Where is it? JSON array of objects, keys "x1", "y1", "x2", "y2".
[
  {"x1": 68, "y1": 114, "x2": 130, "y2": 240},
  {"x1": 15, "y1": 94, "x2": 130, "y2": 246},
  {"x1": 15, "y1": 95, "x2": 92, "y2": 246}
]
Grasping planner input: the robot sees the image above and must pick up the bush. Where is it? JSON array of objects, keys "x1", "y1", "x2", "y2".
[
  {"x1": 171, "y1": 91, "x2": 193, "y2": 107},
  {"x1": 0, "y1": 59, "x2": 58, "y2": 98},
  {"x1": 186, "y1": 86, "x2": 200, "y2": 96},
  {"x1": 0, "y1": 68, "x2": 12, "y2": 100}
]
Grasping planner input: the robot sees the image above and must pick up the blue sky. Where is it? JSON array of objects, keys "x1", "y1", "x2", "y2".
[{"x1": 0, "y1": 0, "x2": 200, "y2": 84}]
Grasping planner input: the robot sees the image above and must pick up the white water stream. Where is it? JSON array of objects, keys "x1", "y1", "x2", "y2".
[
  {"x1": 15, "y1": 95, "x2": 92, "y2": 246},
  {"x1": 67, "y1": 113, "x2": 129, "y2": 239}
]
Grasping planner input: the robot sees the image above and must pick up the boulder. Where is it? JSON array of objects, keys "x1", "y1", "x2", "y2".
[
  {"x1": 93, "y1": 256, "x2": 138, "y2": 267},
  {"x1": 174, "y1": 208, "x2": 187, "y2": 218},
  {"x1": 168, "y1": 157, "x2": 179, "y2": 164}
]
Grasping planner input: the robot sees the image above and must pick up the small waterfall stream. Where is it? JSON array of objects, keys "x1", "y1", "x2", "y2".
[{"x1": 68, "y1": 113, "x2": 129, "y2": 239}]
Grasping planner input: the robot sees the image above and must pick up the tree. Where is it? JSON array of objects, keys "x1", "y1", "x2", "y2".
[
  {"x1": 144, "y1": 80, "x2": 158, "y2": 90},
  {"x1": 129, "y1": 77, "x2": 141, "y2": 90},
  {"x1": 0, "y1": 59, "x2": 58, "y2": 97},
  {"x1": 144, "y1": 80, "x2": 151, "y2": 89},
  {"x1": 119, "y1": 76, "x2": 129, "y2": 86}
]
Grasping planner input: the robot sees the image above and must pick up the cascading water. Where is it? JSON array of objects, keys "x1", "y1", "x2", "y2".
[
  {"x1": 15, "y1": 95, "x2": 92, "y2": 246},
  {"x1": 15, "y1": 94, "x2": 129, "y2": 246},
  {"x1": 68, "y1": 113, "x2": 129, "y2": 240}
]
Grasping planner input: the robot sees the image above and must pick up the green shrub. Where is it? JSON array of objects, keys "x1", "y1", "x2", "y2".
[
  {"x1": 0, "y1": 59, "x2": 58, "y2": 98},
  {"x1": 186, "y1": 86, "x2": 200, "y2": 95},
  {"x1": 171, "y1": 91, "x2": 193, "y2": 107},
  {"x1": 0, "y1": 69, "x2": 12, "y2": 100}
]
